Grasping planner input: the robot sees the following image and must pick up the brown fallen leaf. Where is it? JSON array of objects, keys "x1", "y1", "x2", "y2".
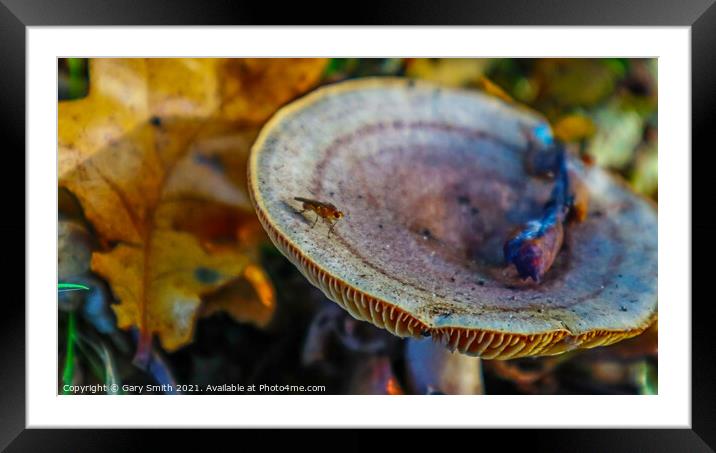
[
  {"x1": 59, "y1": 58, "x2": 326, "y2": 365},
  {"x1": 219, "y1": 58, "x2": 328, "y2": 125},
  {"x1": 146, "y1": 58, "x2": 328, "y2": 126}
]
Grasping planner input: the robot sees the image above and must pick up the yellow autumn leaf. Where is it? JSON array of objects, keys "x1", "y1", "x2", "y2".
[
  {"x1": 532, "y1": 59, "x2": 617, "y2": 107},
  {"x1": 476, "y1": 76, "x2": 515, "y2": 104},
  {"x1": 91, "y1": 230, "x2": 249, "y2": 357},
  {"x1": 405, "y1": 58, "x2": 492, "y2": 87},
  {"x1": 553, "y1": 114, "x2": 596, "y2": 142},
  {"x1": 81, "y1": 119, "x2": 259, "y2": 360},
  {"x1": 58, "y1": 58, "x2": 326, "y2": 363},
  {"x1": 219, "y1": 58, "x2": 328, "y2": 125},
  {"x1": 136, "y1": 58, "x2": 328, "y2": 125}
]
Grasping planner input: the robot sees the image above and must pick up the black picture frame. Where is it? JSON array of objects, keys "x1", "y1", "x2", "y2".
[{"x1": 3, "y1": 0, "x2": 712, "y2": 450}]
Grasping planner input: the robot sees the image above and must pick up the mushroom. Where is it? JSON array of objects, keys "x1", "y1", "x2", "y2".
[
  {"x1": 405, "y1": 338, "x2": 483, "y2": 394},
  {"x1": 248, "y1": 78, "x2": 657, "y2": 360}
]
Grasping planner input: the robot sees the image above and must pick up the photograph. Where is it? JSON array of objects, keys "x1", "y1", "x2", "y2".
[
  {"x1": 57, "y1": 57, "x2": 658, "y2": 396},
  {"x1": 0, "y1": 0, "x2": 707, "y2": 443}
]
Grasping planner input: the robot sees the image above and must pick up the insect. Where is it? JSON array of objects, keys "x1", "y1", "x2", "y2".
[{"x1": 294, "y1": 197, "x2": 345, "y2": 237}]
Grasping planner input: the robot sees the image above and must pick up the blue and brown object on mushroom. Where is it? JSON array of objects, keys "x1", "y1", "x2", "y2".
[{"x1": 503, "y1": 125, "x2": 590, "y2": 282}]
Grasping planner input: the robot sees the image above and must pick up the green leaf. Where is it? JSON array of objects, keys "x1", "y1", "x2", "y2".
[
  {"x1": 61, "y1": 312, "x2": 77, "y2": 394},
  {"x1": 58, "y1": 282, "x2": 90, "y2": 292}
]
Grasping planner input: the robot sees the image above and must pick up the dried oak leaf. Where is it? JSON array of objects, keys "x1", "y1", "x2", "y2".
[
  {"x1": 59, "y1": 58, "x2": 324, "y2": 363},
  {"x1": 219, "y1": 58, "x2": 329, "y2": 125}
]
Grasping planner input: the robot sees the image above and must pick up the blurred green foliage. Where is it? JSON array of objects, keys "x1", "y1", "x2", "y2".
[{"x1": 58, "y1": 58, "x2": 88, "y2": 100}]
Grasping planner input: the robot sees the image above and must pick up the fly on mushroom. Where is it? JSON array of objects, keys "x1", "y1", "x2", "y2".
[{"x1": 294, "y1": 196, "x2": 345, "y2": 237}]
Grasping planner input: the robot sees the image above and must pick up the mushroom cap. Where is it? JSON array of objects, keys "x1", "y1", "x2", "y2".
[{"x1": 248, "y1": 78, "x2": 657, "y2": 359}]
